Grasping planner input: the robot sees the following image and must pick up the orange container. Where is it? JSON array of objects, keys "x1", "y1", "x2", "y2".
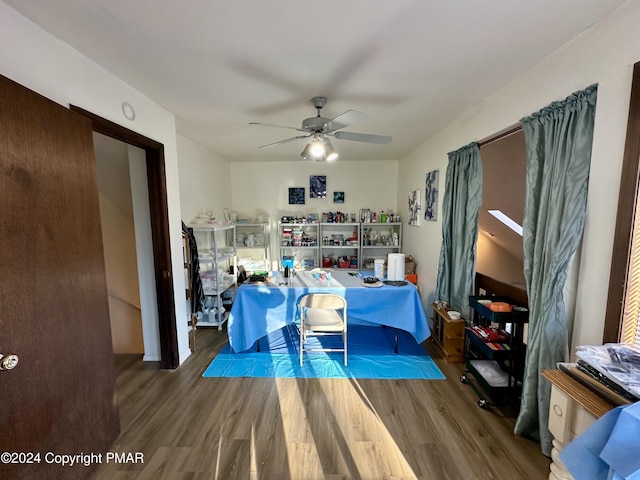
[
  {"x1": 488, "y1": 302, "x2": 512, "y2": 312},
  {"x1": 405, "y1": 274, "x2": 417, "y2": 284}
]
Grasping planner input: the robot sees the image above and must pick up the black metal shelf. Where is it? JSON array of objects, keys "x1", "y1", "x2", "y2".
[
  {"x1": 461, "y1": 296, "x2": 528, "y2": 409},
  {"x1": 465, "y1": 327, "x2": 513, "y2": 361},
  {"x1": 468, "y1": 296, "x2": 529, "y2": 323}
]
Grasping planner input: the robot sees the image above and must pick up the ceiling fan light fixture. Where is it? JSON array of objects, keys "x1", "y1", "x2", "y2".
[
  {"x1": 300, "y1": 134, "x2": 337, "y2": 162},
  {"x1": 300, "y1": 143, "x2": 326, "y2": 161},
  {"x1": 323, "y1": 138, "x2": 338, "y2": 162},
  {"x1": 309, "y1": 135, "x2": 325, "y2": 158},
  {"x1": 251, "y1": 97, "x2": 391, "y2": 154},
  {"x1": 300, "y1": 143, "x2": 313, "y2": 161}
]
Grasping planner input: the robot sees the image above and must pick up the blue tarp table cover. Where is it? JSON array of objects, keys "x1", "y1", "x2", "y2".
[{"x1": 227, "y1": 270, "x2": 430, "y2": 352}]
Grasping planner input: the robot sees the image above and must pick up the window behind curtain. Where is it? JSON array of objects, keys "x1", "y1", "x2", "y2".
[{"x1": 622, "y1": 193, "x2": 640, "y2": 344}]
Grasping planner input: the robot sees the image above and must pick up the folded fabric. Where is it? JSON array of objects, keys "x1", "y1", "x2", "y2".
[{"x1": 560, "y1": 402, "x2": 640, "y2": 480}]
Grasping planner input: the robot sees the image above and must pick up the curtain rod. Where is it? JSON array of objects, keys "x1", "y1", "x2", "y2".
[{"x1": 478, "y1": 124, "x2": 523, "y2": 147}]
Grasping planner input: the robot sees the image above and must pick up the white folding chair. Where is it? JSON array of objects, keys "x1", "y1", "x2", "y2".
[{"x1": 298, "y1": 293, "x2": 347, "y2": 366}]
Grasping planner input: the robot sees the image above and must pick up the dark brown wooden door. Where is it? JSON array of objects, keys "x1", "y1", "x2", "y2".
[{"x1": 0, "y1": 75, "x2": 119, "y2": 480}]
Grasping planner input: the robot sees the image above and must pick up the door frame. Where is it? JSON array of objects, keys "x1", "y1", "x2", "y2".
[
  {"x1": 603, "y1": 61, "x2": 640, "y2": 343},
  {"x1": 71, "y1": 105, "x2": 179, "y2": 369}
]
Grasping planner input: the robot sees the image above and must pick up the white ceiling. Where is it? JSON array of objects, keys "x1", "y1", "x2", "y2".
[{"x1": 4, "y1": 0, "x2": 627, "y2": 162}]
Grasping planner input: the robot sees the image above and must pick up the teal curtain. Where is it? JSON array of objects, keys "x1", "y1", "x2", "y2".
[
  {"x1": 514, "y1": 85, "x2": 598, "y2": 455},
  {"x1": 435, "y1": 143, "x2": 483, "y2": 320}
]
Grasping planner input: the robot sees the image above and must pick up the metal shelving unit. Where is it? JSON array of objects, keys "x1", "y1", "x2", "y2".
[
  {"x1": 235, "y1": 222, "x2": 270, "y2": 272},
  {"x1": 319, "y1": 222, "x2": 360, "y2": 269},
  {"x1": 190, "y1": 223, "x2": 237, "y2": 329},
  {"x1": 278, "y1": 222, "x2": 319, "y2": 270},
  {"x1": 360, "y1": 222, "x2": 402, "y2": 270},
  {"x1": 460, "y1": 296, "x2": 529, "y2": 408}
]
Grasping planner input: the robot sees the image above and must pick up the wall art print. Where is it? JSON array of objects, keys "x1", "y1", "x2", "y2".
[
  {"x1": 425, "y1": 169, "x2": 439, "y2": 221},
  {"x1": 333, "y1": 191, "x2": 345, "y2": 203},
  {"x1": 288, "y1": 187, "x2": 305, "y2": 205},
  {"x1": 408, "y1": 189, "x2": 422, "y2": 226},
  {"x1": 309, "y1": 175, "x2": 327, "y2": 199}
]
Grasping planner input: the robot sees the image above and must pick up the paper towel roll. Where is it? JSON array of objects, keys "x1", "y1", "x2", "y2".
[
  {"x1": 374, "y1": 259, "x2": 385, "y2": 279},
  {"x1": 387, "y1": 253, "x2": 405, "y2": 281}
]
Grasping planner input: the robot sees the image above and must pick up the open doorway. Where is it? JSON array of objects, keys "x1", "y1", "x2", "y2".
[
  {"x1": 477, "y1": 129, "x2": 527, "y2": 287},
  {"x1": 72, "y1": 105, "x2": 179, "y2": 369},
  {"x1": 94, "y1": 133, "x2": 148, "y2": 355}
]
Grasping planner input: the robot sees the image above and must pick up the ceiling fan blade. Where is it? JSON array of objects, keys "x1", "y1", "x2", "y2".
[
  {"x1": 323, "y1": 110, "x2": 367, "y2": 133},
  {"x1": 332, "y1": 131, "x2": 392, "y2": 145},
  {"x1": 249, "y1": 122, "x2": 306, "y2": 132},
  {"x1": 258, "y1": 135, "x2": 310, "y2": 149}
]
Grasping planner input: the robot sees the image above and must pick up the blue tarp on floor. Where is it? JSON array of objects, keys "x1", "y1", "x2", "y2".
[{"x1": 202, "y1": 325, "x2": 446, "y2": 380}]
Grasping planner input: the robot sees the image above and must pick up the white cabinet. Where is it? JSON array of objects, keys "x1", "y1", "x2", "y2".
[
  {"x1": 360, "y1": 222, "x2": 402, "y2": 270},
  {"x1": 547, "y1": 385, "x2": 598, "y2": 480},
  {"x1": 278, "y1": 222, "x2": 319, "y2": 270},
  {"x1": 319, "y1": 222, "x2": 360, "y2": 269},
  {"x1": 235, "y1": 222, "x2": 270, "y2": 272},
  {"x1": 190, "y1": 223, "x2": 237, "y2": 329},
  {"x1": 543, "y1": 369, "x2": 615, "y2": 480}
]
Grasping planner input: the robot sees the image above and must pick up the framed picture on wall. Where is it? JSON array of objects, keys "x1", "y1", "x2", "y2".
[
  {"x1": 425, "y1": 169, "x2": 439, "y2": 221},
  {"x1": 409, "y1": 189, "x2": 422, "y2": 226},
  {"x1": 309, "y1": 175, "x2": 327, "y2": 198},
  {"x1": 333, "y1": 191, "x2": 345, "y2": 203},
  {"x1": 288, "y1": 187, "x2": 305, "y2": 205}
]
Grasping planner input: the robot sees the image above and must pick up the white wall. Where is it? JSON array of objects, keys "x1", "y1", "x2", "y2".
[
  {"x1": 476, "y1": 233, "x2": 526, "y2": 287},
  {"x1": 0, "y1": 2, "x2": 191, "y2": 364},
  {"x1": 177, "y1": 134, "x2": 232, "y2": 223},
  {"x1": 398, "y1": 0, "x2": 640, "y2": 349},
  {"x1": 97, "y1": 193, "x2": 144, "y2": 354},
  {"x1": 231, "y1": 160, "x2": 398, "y2": 261}
]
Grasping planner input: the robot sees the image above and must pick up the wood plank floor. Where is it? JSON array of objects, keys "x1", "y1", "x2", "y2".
[{"x1": 90, "y1": 328, "x2": 550, "y2": 480}]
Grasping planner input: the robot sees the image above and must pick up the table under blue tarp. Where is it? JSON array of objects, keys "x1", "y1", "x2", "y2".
[{"x1": 227, "y1": 269, "x2": 430, "y2": 353}]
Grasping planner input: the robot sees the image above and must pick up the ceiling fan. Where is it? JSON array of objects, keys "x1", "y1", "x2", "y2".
[{"x1": 249, "y1": 96, "x2": 391, "y2": 161}]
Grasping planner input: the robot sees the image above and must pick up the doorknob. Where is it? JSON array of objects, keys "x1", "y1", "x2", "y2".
[{"x1": 0, "y1": 354, "x2": 19, "y2": 371}]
